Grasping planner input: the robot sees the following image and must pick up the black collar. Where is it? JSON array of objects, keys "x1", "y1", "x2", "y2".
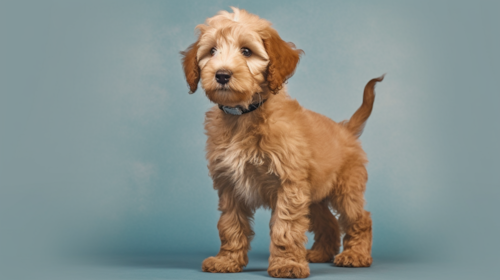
[{"x1": 218, "y1": 99, "x2": 267, "y2": 115}]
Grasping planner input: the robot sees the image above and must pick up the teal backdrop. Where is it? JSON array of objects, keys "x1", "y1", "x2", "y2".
[{"x1": 1, "y1": 1, "x2": 499, "y2": 279}]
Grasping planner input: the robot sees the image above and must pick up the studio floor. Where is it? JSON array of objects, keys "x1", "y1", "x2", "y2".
[{"x1": 45, "y1": 253, "x2": 487, "y2": 280}]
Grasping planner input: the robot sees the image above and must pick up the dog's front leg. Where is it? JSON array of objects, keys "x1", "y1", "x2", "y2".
[
  {"x1": 202, "y1": 187, "x2": 254, "y2": 273},
  {"x1": 268, "y1": 181, "x2": 311, "y2": 278}
]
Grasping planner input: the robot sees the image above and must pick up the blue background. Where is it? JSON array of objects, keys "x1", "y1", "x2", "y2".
[{"x1": 1, "y1": 1, "x2": 499, "y2": 279}]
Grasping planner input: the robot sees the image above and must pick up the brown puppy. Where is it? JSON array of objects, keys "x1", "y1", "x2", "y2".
[{"x1": 181, "y1": 7, "x2": 383, "y2": 278}]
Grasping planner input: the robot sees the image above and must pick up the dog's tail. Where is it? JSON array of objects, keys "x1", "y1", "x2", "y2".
[{"x1": 344, "y1": 74, "x2": 385, "y2": 138}]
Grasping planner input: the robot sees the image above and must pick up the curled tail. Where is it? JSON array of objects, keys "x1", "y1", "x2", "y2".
[{"x1": 345, "y1": 74, "x2": 385, "y2": 138}]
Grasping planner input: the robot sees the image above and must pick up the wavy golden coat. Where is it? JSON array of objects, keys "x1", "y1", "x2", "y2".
[{"x1": 181, "y1": 7, "x2": 384, "y2": 278}]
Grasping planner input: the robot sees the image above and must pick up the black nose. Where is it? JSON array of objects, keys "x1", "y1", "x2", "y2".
[{"x1": 215, "y1": 70, "x2": 231, "y2": 85}]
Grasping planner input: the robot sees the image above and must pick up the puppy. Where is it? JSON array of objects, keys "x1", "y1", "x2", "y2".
[{"x1": 181, "y1": 7, "x2": 383, "y2": 278}]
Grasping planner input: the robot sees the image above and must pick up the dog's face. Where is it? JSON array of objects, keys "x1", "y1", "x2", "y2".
[{"x1": 181, "y1": 7, "x2": 303, "y2": 108}]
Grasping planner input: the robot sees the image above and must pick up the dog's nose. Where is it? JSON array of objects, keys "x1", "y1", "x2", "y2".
[{"x1": 215, "y1": 70, "x2": 231, "y2": 85}]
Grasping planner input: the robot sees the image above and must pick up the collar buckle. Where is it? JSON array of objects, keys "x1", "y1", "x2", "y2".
[
  {"x1": 219, "y1": 99, "x2": 267, "y2": 116},
  {"x1": 222, "y1": 106, "x2": 243, "y2": 115}
]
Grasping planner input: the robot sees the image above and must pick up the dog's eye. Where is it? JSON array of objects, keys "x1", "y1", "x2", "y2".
[
  {"x1": 241, "y1": 47, "x2": 252, "y2": 57},
  {"x1": 210, "y1": 48, "x2": 217, "y2": 56}
]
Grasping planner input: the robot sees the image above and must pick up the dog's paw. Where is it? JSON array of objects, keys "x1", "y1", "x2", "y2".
[
  {"x1": 268, "y1": 258, "x2": 310, "y2": 278},
  {"x1": 306, "y1": 249, "x2": 332, "y2": 263},
  {"x1": 202, "y1": 256, "x2": 243, "y2": 273},
  {"x1": 333, "y1": 250, "x2": 372, "y2": 267}
]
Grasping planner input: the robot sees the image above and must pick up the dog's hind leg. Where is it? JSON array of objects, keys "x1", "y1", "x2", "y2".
[
  {"x1": 306, "y1": 200, "x2": 341, "y2": 263},
  {"x1": 330, "y1": 164, "x2": 373, "y2": 267}
]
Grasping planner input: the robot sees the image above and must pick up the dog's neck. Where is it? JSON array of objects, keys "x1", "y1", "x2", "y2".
[
  {"x1": 215, "y1": 92, "x2": 288, "y2": 132},
  {"x1": 218, "y1": 99, "x2": 267, "y2": 116},
  {"x1": 217, "y1": 90, "x2": 271, "y2": 116}
]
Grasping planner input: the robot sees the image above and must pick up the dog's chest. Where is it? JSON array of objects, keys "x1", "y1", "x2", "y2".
[{"x1": 209, "y1": 135, "x2": 280, "y2": 207}]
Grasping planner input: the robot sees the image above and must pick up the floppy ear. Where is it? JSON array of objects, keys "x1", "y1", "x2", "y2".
[
  {"x1": 263, "y1": 28, "x2": 304, "y2": 94},
  {"x1": 180, "y1": 41, "x2": 200, "y2": 94}
]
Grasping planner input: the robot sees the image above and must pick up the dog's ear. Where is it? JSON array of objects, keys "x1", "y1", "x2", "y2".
[
  {"x1": 180, "y1": 40, "x2": 201, "y2": 94},
  {"x1": 263, "y1": 28, "x2": 304, "y2": 94}
]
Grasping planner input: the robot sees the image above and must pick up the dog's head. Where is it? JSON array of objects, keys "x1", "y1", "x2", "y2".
[{"x1": 181, "y1": 7, "x2": 303, "y2": 108}]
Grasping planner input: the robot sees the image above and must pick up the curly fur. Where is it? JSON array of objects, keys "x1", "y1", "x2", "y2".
[{"x1": 181, "y1": 7, "x2": 384, "y2": 278}]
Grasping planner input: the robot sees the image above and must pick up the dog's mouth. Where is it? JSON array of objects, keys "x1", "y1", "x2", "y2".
[
  {"x1": 204, "y1": 77, "x2": 262, "y2": 108},
  {"x1": 215, "y1": 84, "x2": 231, "y2": 91}
]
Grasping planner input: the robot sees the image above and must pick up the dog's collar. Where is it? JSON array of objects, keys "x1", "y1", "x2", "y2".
[{"x1": 218, "y1": 99, "x2": 267, "y2": 115}]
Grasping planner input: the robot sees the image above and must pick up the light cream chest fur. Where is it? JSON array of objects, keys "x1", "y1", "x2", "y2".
[{"x1": 209, "y1": 137, "x2": 281, "y2": 208}]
